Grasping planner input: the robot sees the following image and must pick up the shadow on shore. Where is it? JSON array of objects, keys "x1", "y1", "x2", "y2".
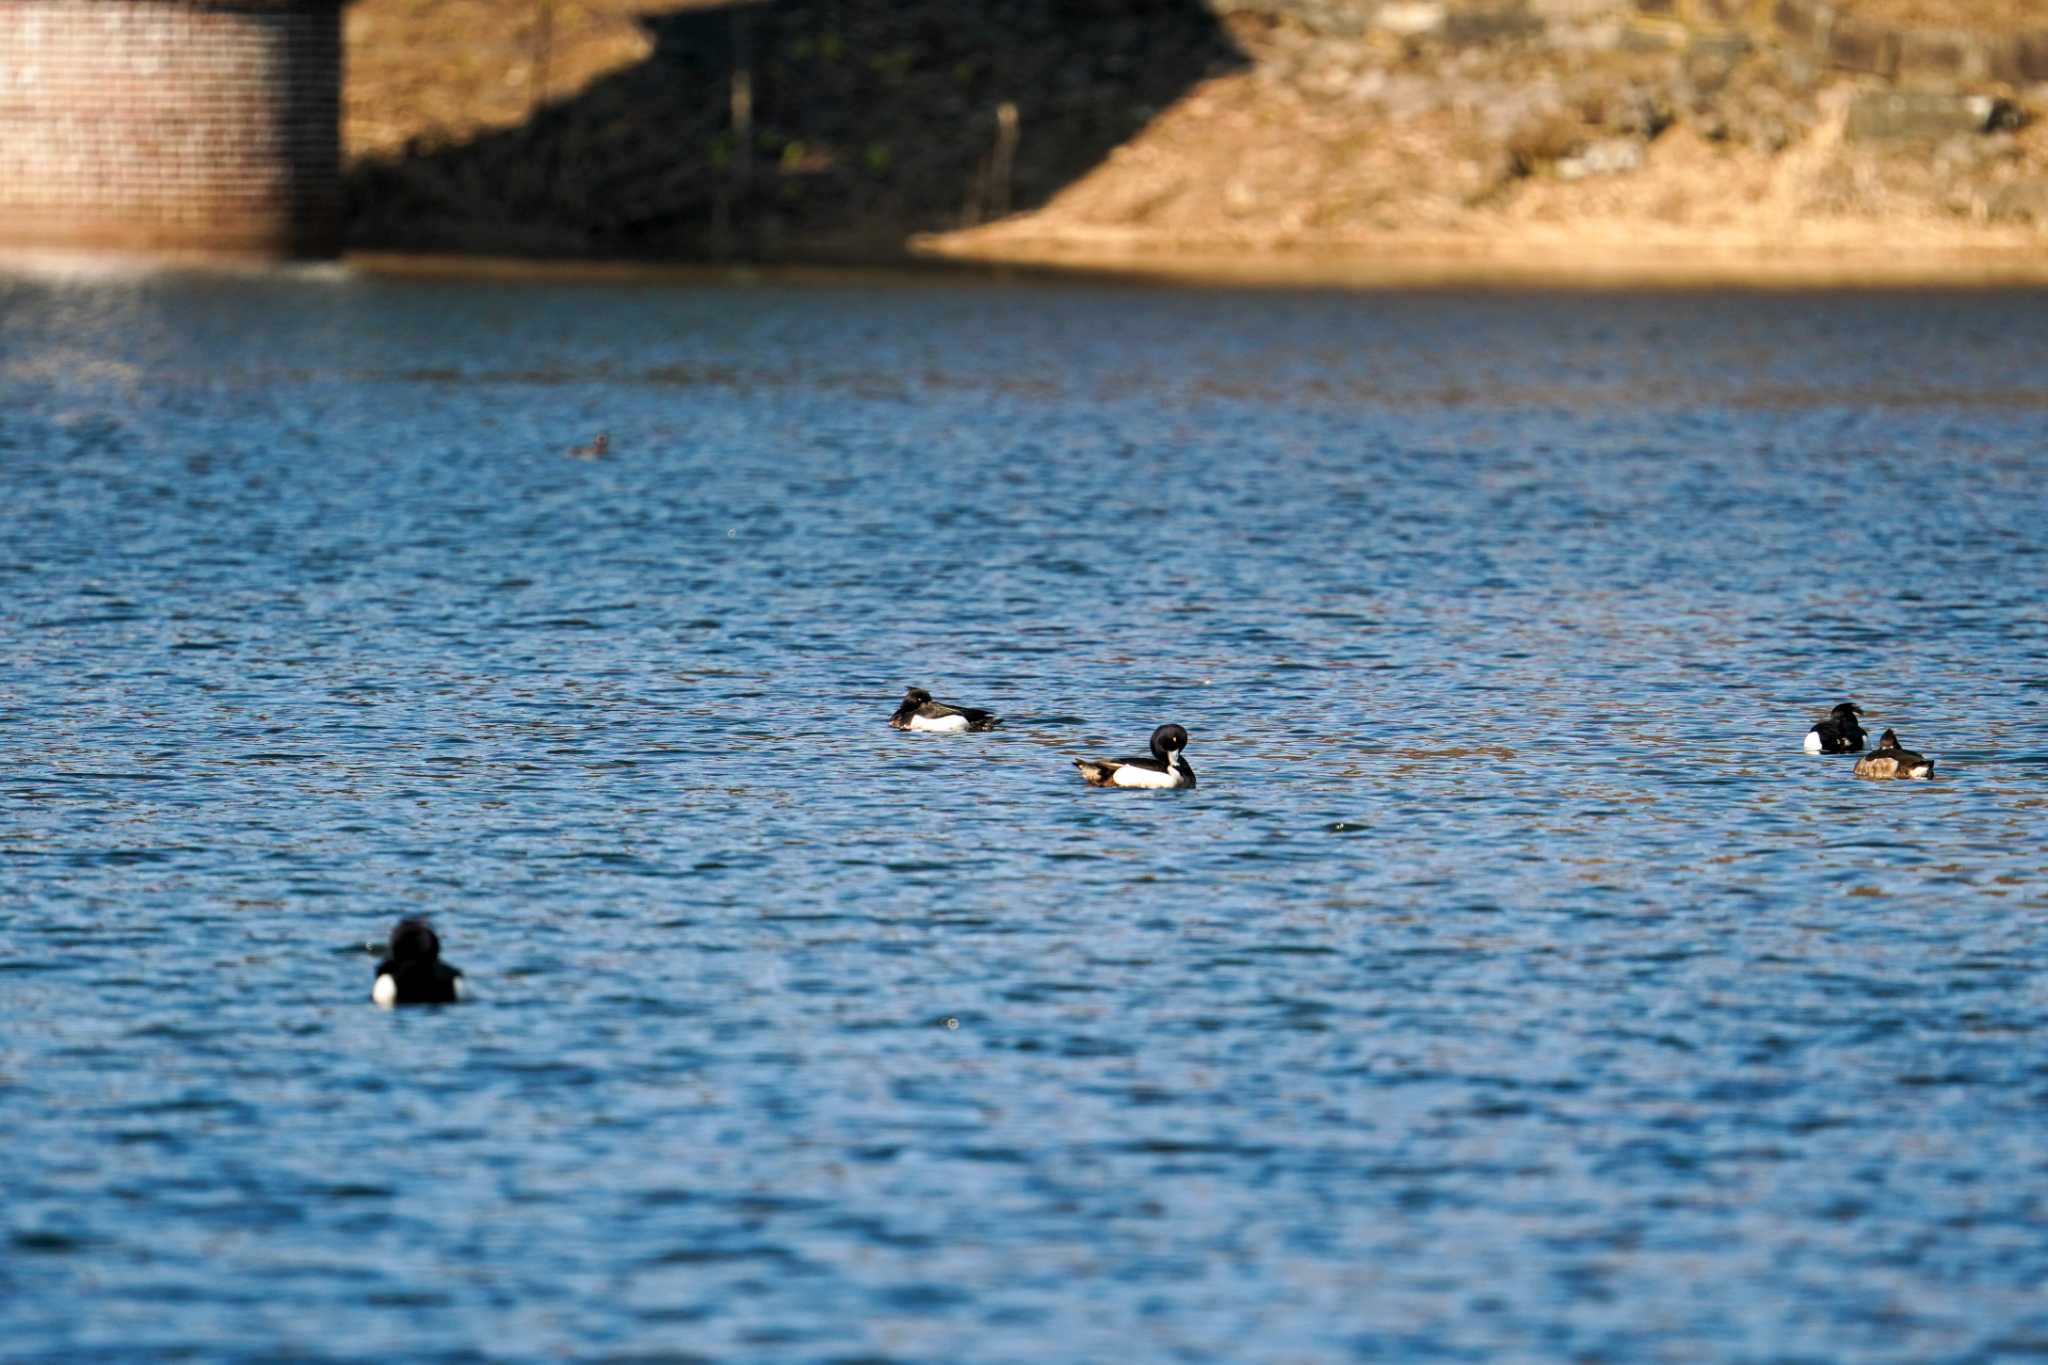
[{"x1": 347, "y1": 0, "x2": 1246, "y2": 262}]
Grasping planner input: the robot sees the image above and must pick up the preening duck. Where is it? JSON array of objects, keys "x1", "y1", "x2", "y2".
[
  {"x1": 1853, "y1": 729, "x2": 1935, "y2": 780},
  {"x1": 888, "y1": 687, "x2": 1001, "y2": 733},
  {"x1": 1804, "y1": 701, "x2": 1867, "y2": 754},
  {"x1": 1075, "y1": 724, "x2": 1196, "y2": 790},
  {"x1": 371, "y1": 918, "x2": 466, "y2": 1007}
]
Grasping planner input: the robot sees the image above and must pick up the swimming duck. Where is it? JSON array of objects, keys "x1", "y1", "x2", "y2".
[
  {"x1": 888, "y1": 687, "x2": 1001, "y2": 733},
  {"x1": 1804, "y1": 701, "x2": 1867, "y2": 754},
  {"x1": 1853, "y1": 729, "x2": 1934, "y2": 780},
  {"x1": 1075, "y1": 724, "x2": 1196, "y2": 789},
  {"x1": 372, "y1": 917, "x2": 465, "y2": 1007},
  {"x1": 567, "y1": 432, "x2": 609, "y2": 460}
]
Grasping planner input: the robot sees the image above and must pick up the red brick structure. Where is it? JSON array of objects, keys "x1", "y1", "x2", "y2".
[{"x1": 0, "y1": 0, "x2": 341, "y2": 256}]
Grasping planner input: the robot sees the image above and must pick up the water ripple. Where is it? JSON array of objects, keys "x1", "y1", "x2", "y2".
[{"x1": 0, "y1": 271, "x2": 2044, "y2": 1362}]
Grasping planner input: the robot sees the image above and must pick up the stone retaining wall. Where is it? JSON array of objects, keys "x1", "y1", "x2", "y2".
[
  {"x1": 1218, "y1": 0, "x2": 2048, "y2": 85},
  {"x1": 0, "y1": 0, "x2": 341, "y2": 256},
  {"x1": 1637, "y1": 0, "x2": 2048, "y2": 83}
]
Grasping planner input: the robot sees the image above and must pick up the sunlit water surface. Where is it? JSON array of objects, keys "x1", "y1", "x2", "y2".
[{"x1": 3, "y1": 269, "x2": 2046, "y2": 1362}]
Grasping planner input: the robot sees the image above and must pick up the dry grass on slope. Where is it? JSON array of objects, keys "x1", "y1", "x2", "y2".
[
  {"x1": 343, "y1": 0, "x2": 2048, "y2": 165},
  {"x1": 344, "y1": 0, "x2": 708, "y2": 159}
]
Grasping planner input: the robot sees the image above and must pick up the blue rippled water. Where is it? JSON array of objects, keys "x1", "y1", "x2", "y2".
[{"x1": 2, "y1": 267, "x2": 2045, "y2": 1361}]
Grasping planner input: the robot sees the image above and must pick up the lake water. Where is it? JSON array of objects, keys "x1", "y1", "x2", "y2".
[{"x1": 3, "y1": 265, "x2": 2045, "y2": 1362}]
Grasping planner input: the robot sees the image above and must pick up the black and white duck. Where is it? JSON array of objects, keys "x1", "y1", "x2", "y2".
[
  {"x1": 888, "y1": 687, "x2": 1001, "y2": 733},
  {"x1": 1074, "y1": 724, "x2": 1196, "y2": 790}
]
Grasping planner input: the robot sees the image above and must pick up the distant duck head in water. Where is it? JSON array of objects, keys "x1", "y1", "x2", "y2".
[
  {"x1": 1853, "y1": 729, "x2": 1935, "y2": 780},
  {"x1": 888, "y1": 687, "x2": 1001, "y2": 733},
  {"x1": 1804, "y1": 701, "x2": 1867, "y2": 754},
  {"x1": 567, "y1": 432, "x2": 609, "y2": 460},
  {"x1": 1074, "y1": 723, "x2": 1195, "y2": 790},
  {"x1": 372, "y1": 917, "x2": 466, "y2": 1007}
]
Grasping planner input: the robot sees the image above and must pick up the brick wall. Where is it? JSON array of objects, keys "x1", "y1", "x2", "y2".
[{"x1": 0, "y1": 0, "x2": 341, "y2": 256}]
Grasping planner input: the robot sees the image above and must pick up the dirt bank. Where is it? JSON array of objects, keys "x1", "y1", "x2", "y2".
[{"x1": 343, "y1": 0, "x2": 2048, "y2": 286}]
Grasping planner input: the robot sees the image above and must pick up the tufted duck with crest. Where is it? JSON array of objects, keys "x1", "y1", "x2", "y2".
[
  {"x1": 888, "y1": 687, "x2": 1001, "y2": 733},
  {"x1": 371, "y1": 918, "x2": 466, "y2": 1007},
  {"x1": 1853, "y1": 729, "x2": 1934, "y2": 780},
  {"x1": 1075, "y1": 724, "x2": 1196, "y2": 789},
  {"x1": 1804, "y1": 701, "x2": 1867, "y2": 753}
]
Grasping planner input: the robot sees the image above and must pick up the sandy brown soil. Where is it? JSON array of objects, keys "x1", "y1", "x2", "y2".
[
  {"x1": 917, "y1": 0, "x2": 2048, "y2": 284},
  {"x1": 344, "y1": 0, "x2": 694, "y2": 159},
  {"x1": 343, "y1": 0, "x2": 2048, "y2": 285},
  {"x1": 917, "y1": 63, "x2": 2048, "y2": 284},
  {"x1": 339, "y1": 1, "x2": 2048, "y2": 158}
]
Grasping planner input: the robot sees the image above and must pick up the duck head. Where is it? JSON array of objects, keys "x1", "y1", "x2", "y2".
[
  {"x1": 889, "y1": 688, "x2": 932, "y2": 725},
  {"x1": 1150, "y1": 724, "x2": 1190, "y2": 760},
  {"x1": 388, "y1": 917, "x2": 442, "y2": 966}
]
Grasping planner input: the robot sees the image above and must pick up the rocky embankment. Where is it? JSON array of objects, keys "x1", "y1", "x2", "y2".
[{"x1": 345, "y1": 0, "x2": 2048, "y2": 283}]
